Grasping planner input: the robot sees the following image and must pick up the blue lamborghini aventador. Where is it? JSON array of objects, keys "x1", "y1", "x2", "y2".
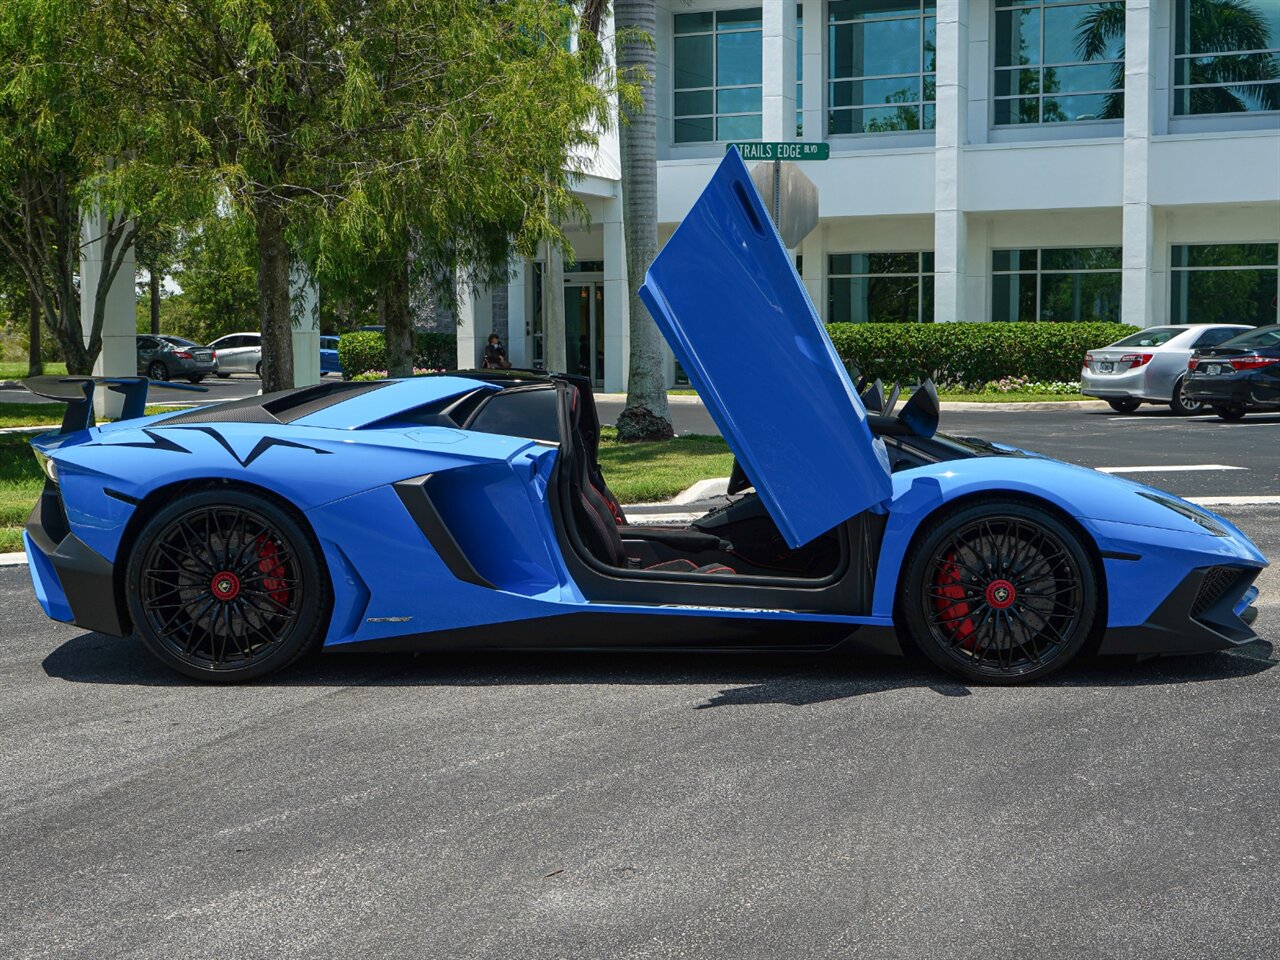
[{"x1": 21, "y1": 150, "x2": 1267, "y2": 684}]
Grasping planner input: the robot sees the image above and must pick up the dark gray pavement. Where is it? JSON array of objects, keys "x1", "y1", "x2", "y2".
[
  {"x1": 1, "y1": 375, "x2": 270, "y2": 406},
  {"x1": 596, "y1": 399, "x2": 1280, "y2": 500},
  {"x1": 1, "y1": 507, "x2": 1278, "y2": 959}
]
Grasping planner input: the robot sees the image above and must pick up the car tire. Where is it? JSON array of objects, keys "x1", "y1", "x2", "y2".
[
  {"x1": 899, "y1": 499, "x2": 1099, "y2": 685},
  {"x1": 125, "y1": 489, "x2": 331, "y2": 683},
  {"x1": 1169, "y1": 377, "x2": 1204, "y2": 416},
  {"x1": 1107, "y1": 398, "x2": 1140, "y2": 414},
  {"x1": 147, "y1": 361, "x2": 169, "y2": 381},
  {"x1": 255, "y1": 361, "x2": 263, "y2": 378},
  {"x1": 187, "y1": 375, "x2": 205, "y2": 384},
  {"x1": 1213, "y1": 402, "x2": 1247, "y2": 422},
  {"x1": 216, "y1": 372, "x2": 230, "y2": 379}
]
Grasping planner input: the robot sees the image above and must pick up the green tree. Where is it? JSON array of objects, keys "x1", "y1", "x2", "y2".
[
  {"x1": 107, "y1": 0, "x2": 614, "y2": 390},
  {"x1": 134, "y1": 225, "x2": 180, "y2": 336},
  {"x1": 0, "y1": 1, "x2": 140, "y2": 374},
  {"x1": 170, "y1": 213, "x2": 261, "y2": 344}
]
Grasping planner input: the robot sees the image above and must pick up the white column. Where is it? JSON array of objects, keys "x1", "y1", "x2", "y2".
[
  {"x1": 801, "y1": 226, "x2": 826, "y2": 320},
  {"x1": 506, "y1": 260, "x2": 528, "y2": 367},
  {"x1": 290, "y1": 261, "x2": 321, "y2": 386},
  {"x1": 1122, "y1": 0, "x2": 1157, "y2": 328},
  {"x1": 933, "y1": 0, "x2": 968, "y2": 323},
  {"x1": 602, "y1": 189, "x2": 630, "y2": 392},
  {"x1": 761, "y1": 2, "x2": 798, "y2": 142},
  {"x1": 800, "y1": 0, "x2": 823, "y2": 142},
  {"x1": 455, "y1": 279, "x2": 491, "y2": 370},
  {"x1": 80, "y1": 209, "x2": 135, "y2": 418}
]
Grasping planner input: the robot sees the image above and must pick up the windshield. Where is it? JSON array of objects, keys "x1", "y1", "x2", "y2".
[
  {"x1": 1110, "y1": 327, "x2": 1185, "y2": 348},
  {"x1": 1217, "y1": 325, "x2": 1280, "y2": 351}
]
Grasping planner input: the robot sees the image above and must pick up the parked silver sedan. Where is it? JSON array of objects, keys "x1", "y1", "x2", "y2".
[{"x1": 1081, "y1": 324, "x2": 1251, "y2": 415}]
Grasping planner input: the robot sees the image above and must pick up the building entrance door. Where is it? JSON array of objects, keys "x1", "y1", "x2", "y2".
[{"x1": 564, "y1": 282, "x2": 605, "y2": 387}]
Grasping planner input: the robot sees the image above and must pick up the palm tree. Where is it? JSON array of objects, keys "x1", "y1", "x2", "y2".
[
  {"x1": 1076, "y1": 0, "x2": 1279, "y2": 118},
  {"x1": 582, "y1": 0, "x2": 672, "y2": 440}
]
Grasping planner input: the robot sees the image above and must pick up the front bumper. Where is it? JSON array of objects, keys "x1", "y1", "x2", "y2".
[
  {"x1": 24, "y1": 482, "x2": 126, "y2": 636},
  {"x1": 1099, "y1": 564, "x2": 1262, "y2": 656}
]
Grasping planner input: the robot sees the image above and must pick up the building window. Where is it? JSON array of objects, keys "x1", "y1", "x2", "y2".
[
  {"x1": 1171, "y1": 244, "x2": 1280, "y2": 326},
  {"x1": 673, "y1": 8, "x2": 763, "y2": 143},
  {"x1": 992, "y1": 248, "x2": 1122, "y2": 321},
  {"x1": 993, "y1": 0, "x2": 1125, "y2": 125},
  {"x1": 828, "y1": 252, "x2": 935, "y2": 323},
  {"x1": 1173, "y1": 0, "x2": 1280, "y2": 116},
  {"x1": 827, "y1": 1, "x2": 936, "y2": 135}
]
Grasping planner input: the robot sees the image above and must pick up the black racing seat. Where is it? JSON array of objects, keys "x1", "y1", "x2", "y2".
[{"x1": 566, "y1": 387, "x2": 733, "y2": 576}]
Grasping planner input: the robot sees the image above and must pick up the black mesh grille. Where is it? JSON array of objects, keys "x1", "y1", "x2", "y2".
[{"x1": 1191, "y1": 566, "x2": 1243, "y2": 618}]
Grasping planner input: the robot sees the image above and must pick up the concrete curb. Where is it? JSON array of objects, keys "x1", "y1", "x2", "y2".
[
  {"x1": 0, "y1": 551, "x2": 28, "y2": 566},
  {"x1": 939, "y1": 399, "x2": 1110, "y2": 411}
]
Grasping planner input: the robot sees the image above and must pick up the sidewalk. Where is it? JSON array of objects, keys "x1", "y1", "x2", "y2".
[{"x1": 594, "y1": 392, "x2": 1109, "y2": 412}]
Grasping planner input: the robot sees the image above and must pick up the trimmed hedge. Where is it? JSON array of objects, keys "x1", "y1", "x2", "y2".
[
  {"x1": 337, "y1": 330, "x2": 457, "y2": 378},
  {"x1": 825, "y1": 321, "x2": 1138, "y2": 386}
]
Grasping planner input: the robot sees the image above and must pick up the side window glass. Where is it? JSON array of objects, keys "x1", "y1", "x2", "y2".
[
  {"x1": 138, "y1": 338, "x2": 156, "y2": 351},
  {"x1": 1195, "y1": 328, "x2": 1241, "y2": 347}
]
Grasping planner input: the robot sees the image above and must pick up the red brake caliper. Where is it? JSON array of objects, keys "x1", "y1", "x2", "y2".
[
  {"x1": 932, "y1": 553, "x2": 977, "y2": 649},
  {"x1": 254, "y1": 535, "x2": 290, "y2": 607}
]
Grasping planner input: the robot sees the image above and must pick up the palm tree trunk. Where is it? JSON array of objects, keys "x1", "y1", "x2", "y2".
[{"x1": 615, "y1": 0, "x2": 672, "y2": 441}]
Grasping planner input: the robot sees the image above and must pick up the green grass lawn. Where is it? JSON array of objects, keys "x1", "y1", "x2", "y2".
[
  {"x1": 0, "y1": 433, "x2": 43, "y2": 552},
  {"x1": 596, "y1": 427, "x2": 732, "y2": 504},
  {"x1": 0, "y1": 402, "x2": 179, "y2": 430},
  {"x1": 0, "y1": 362, "x2": 67, "y2": 380}
]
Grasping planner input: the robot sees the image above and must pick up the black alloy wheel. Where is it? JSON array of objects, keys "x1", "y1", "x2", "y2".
[
  {"x1": 147, "y1": 360, "x2": 168, "y2": 381},
  {"x1": 1170, "y1": 377, "x2": 1205, "y2": 416},
  {"x1": 125, "y1": 489, "x2": 329, "y2": 682},
  {"x1": 901, "y1": 501, "x2": 1098, "y2": 684},
  {"x1": 1107, "y1": 398, "x2": 1140, "y2": 414},
  {"x1": 1213, "y1": 402, "x2": 1247, "y2": 421}
]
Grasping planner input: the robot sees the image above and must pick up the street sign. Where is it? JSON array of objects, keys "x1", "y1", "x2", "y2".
[{"x1": 727, "y1": 141, "x2": 829, "y2": 162}]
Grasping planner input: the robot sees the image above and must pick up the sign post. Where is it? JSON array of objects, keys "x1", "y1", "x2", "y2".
[{"x1": 727, "y1": 141, "x2": 829, "y2": 228}]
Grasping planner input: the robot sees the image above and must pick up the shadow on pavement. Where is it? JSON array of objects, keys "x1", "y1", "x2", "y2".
[{"x1": 41, "y1": 632, "x2": 1275, "y2": 707}]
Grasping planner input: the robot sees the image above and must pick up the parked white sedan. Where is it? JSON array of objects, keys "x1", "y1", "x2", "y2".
[
  {"x1": 1081, "y1": 324, "x2": 1250, "y2": 415},
  {"x1": 209, "y1": 332, "x2": 262, "y2": 378}
]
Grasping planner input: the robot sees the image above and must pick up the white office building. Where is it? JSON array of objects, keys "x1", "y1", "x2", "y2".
[{"x1": 457, "y1": 0, "x2": 1280, "y2": 392}]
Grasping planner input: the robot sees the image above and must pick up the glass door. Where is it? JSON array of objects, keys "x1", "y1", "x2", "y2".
[{"x1": 563, "y1": 282, "x2": 605, "y2": 387}]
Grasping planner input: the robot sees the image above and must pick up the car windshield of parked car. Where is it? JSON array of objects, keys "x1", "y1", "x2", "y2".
[
  {"x1": 1218, "y1": 325, "x2": 1280, "y2": 351},
  {"x1": 160, "y1": 336, "x2": 200, "y2": 347},
  {"x1": 1111, "y1": 327, "x2": 1184, "y2": 348}
]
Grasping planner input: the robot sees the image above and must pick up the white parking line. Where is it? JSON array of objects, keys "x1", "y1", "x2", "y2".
[{"x1": 1097, "y1": 464, "x2": 1247, "y2": 474}]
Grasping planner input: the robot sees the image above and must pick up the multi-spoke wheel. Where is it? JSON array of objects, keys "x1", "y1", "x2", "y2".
[
  {"x1": 125, "y1": 489, "x2": 329, "y2": 681},
  {"x1": 901, "y1": 501, "x2": 1099, "y2": 684}
]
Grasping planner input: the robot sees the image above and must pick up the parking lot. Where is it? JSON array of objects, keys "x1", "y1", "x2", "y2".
[{"x1": 2, "y1": 405, "x2": 1278, "y2": 959}]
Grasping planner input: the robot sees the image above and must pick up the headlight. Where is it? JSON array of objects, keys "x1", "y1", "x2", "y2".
[
  {"x1": 1138, "y1": 491, "x2": 1226, "y2": 536},
  {"x1": 33, "y1": 449, "x2": 57, "y2": 483}
]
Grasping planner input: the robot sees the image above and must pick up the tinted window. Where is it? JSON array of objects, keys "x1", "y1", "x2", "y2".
[
  {"x1": 1193, "y1": 327, "x2": 1249, "y2": 348},
  {"x1": 1219, "y1": 326, "x2": 1280, "y2": 351},
  {"x1": 465, "y1": 388, "x2": 560, "y2": 442},
  {"x1": 1111, "y1": 327, "x2": 1185, "y2": 348},
  {"x1": 321, "y1": 337, "x2": 339, "y2": 349},
  {"x1": 212, "y1": 336, "x2": 240, "y2": 349},
  {"x1": 137, "y1": 337, "x2": 158, "y2": 350}
]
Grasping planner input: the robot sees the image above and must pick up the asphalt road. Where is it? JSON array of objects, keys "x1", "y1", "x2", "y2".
[
  {"x1": 596, "y1": 399, "x2": 1280, "y2": 500},
  {"x1": 1, "y1": 504, "x2": 1278, "y2": 960},
  {"x1": 2, "y1": 374, "x2": 282, "y2": 407}
]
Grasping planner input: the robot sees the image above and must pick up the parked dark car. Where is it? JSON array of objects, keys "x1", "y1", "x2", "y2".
[
  {"x1": 1184, "y1": 324, "x2": 1280, "y2": 421},
  {"x1": 136, "y1": 335, "x2": 217, "y2": 384}
]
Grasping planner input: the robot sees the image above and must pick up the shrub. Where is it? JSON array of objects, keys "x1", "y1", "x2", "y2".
[
  {"x1": 825, "y1": 321, "x2": 1138, "y2": 386},
  {"x1": 337, "y1": 330, "x2": 457, "y2": 378},
  {"x1": 337, "y1": 332, "x2": 387, "y2": 378}
]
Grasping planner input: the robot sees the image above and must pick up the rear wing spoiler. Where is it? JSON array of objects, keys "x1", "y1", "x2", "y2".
[{"x1": 22, "y1": 376, "x2": 207, "y2": 434}]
